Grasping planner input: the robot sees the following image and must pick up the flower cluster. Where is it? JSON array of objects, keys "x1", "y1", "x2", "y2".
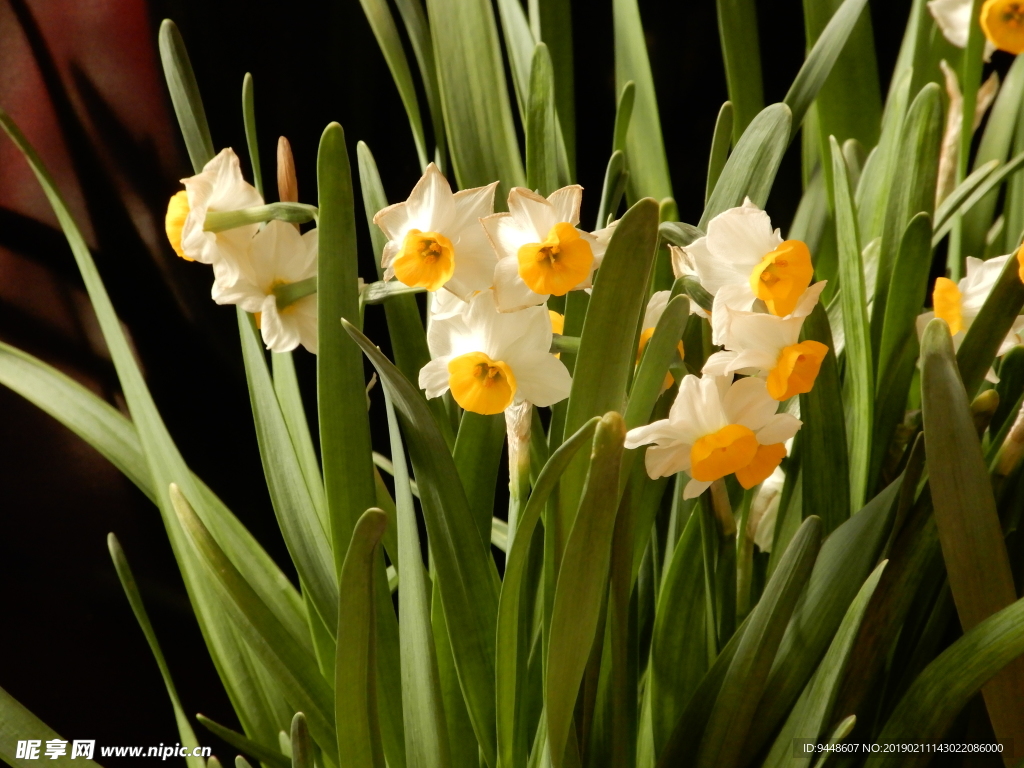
[
  {"x1": 930, "y1": 0, "x2": 1024, "y2": 57},
  {"x1": 376, "y1": 165, "x2": 615, "y2": 415},
  {"x1": 165, "y1": 148, "x2": 318, "y2": 353}
]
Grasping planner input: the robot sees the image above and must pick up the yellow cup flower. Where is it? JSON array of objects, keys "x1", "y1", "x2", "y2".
[
  {"x1": 981, "y1": 0, "x2": 1024, "y2": 54},
  {"x1": 749, "y1": 240, "x2": 814, "y2": 317},
  {"x1": 165, "y1": 191, "x2": 191, "y2": 260},
  {"x1": 765, "y1": 340, "x2": 829, "y2": 401},
  {"x1": 932, "y1": 276, "x2": 964, "y2": 335},
  {"x1": 689, "y1": 424, "x2": 759, "y2": 482},
  {"x1": 447, "y1": 352, "x2": 517, "y2": 415},
  {"x1": 517, "y1": 222, "x2": 594, "y2": 296},
  {"x1": 392, "y1": 229, "x2": 455, "y2": 291}
]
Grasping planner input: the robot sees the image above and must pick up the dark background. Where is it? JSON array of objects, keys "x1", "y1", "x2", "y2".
[{"x1": 0, "y1": 0, "x2": 909, "y2": 761}]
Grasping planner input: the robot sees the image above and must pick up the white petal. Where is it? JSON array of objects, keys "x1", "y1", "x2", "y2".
[
  {"x1": 705, "y1": 202, "x2": 783, "y2": 272},
  {"x1": 510, "y1": 353, "x2": 572, "y2": 407},
  {"x1": 546, "y1": 185, "x2": 584, "y2": 226},
  {"x1": 419, "y1": 357, "x2": 452, "y2": 399},
  {"x1": 481, "y1": 212, "x2": 533, "y2": 261},
  {"x1": 670, "y1": 244, "x2": 698, "y2": 278},
  {"x1": 789, "y1": 280, "x2": 828, "y2": 319},
  {"x1": 683, "y1": 478, "x2": 713, "y2": 500},
  {"x1": 289, "y1": 295, "x2": 319, "y2": 354},
  {"x1": 589, "y1": 221, "x2": 618, "y2": 263},
  {"x1": 928, "y1": 0, "x2": 972, "y2": 48},
  {"x1": 703, "y1": 350, "x2": 741, "y2": 376},
  {"x1": 960, "y1": 254, "x2": 1009, "y2": 318},
  {"x1": 644, "y1": 442, "x2": 692, "y2": 478},
  {"x1": 668, "y1": 374, "x2": 728, "y2": 443},
  {"x1": 643, "y1": 290, "x2": 671, "y2": 329},
  {"x1": 755, "y1": 413, "x2": 803, "y2": 445},
  {"x1": 405, "y1": 163, "x2": 457, "y2": 232},
  {"x1": 507, "y1": 187, "x2": 559, "y2": 238},
  {"x1": 259, "y1": 295, "x2": 301, "y2": 353},
  {"x1": 625, "y1": 419, "x2": 680, "y2": 449},
  {"x1": 493, "y1": 256, "x2": 547, "y2": 312},
  {"x1": 722, "y1": 376, "x2": 778, "y2": 431}
]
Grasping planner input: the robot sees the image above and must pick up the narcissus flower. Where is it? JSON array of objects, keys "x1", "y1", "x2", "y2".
[
  {"x1": 636, "y1": 290, "x2": 684, "y2": 389},
  {"x1": 483, "y1": 186, "x2": 614, "y2": 312},
  {"x1": 1017, "y1": 247, "x2": 1024, "y2": 283},
  {"x1": 916, "y1": 255, "x2": 1024, "y2": 369},
  {"x1": 374, "y1": 164, "x2": 497, "y2": 298},
  {"x1": 683, "y1": 198, "x2": 813, "y2": 317},
  {"x1": 928, "y1": 0, "x2": 997, "y2": 57},
  {"x1": 704, "y1": 282, "x2": 829, "y2": 400},
  {"x1": 166, "y1": 148, "x2": 263, "y2": 278},
  {"x1": 625, "y1": 375, "x2": 802, "y2": 499},
  {"x1": 419, "y1": 292, "x2": 571, "y2": 415},
  {"x1": 980, "y1": 0, "x2": 1024, "y2": 54},
  {"x1": 214, "y1": 221, "x2": 318, "y2": 354}
]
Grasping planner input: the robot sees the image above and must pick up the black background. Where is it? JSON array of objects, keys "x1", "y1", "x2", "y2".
[{"x1": 0, "y1": 0, "x2": 911, "y2": 761}]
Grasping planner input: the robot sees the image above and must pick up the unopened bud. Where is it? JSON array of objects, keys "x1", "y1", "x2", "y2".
[{"x1": 277, "y1": 136, "x2": 298, "y2": 205}]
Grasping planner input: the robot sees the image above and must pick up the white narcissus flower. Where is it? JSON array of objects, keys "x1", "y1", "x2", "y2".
[
  {"x1": 214, "y1": 221, "x2": 318, "y2": 354},
  {"x1": 930, "y1": 0, "x2": 998, "y2": 56},
  {"x1": 916, "y1": 255, "x2": 1024, "y2": 371},
  {"x1": 704, "y1": 281, "x2": 829, "y2": 401},
  {"x1": 374, "y1": 164, "x2": 497, "y2": 299},
  {"x1": 669, "y1": 245, "x2": 710, "y2": 319},
  {"x1": 683, "y1": 198, "x2": 814, "y2": 317},
  {"x1": 637, "y1": 290, "x2": 685, "y2": 389},
  {"x1": 749, "y1": 465, "x2": 786, "y2": 553},
  {"x1": 419, "y1": 292, "x2": 572, "y2": 415},
  {"x1": 165, "y1": 148, "x2": 264, "y2": 281},
  {"x1": 483, "y1": 186, "x2": 615, "y2": 312},
  {"x1": 624, "y1": 375, "x2": 802, "y2": 499}
]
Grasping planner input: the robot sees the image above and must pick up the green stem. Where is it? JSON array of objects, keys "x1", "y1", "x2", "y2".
[{"x1": 204, "y1": 202, "x2": 318, "y2": 231}]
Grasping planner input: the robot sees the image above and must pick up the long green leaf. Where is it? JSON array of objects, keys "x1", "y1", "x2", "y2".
[
  {"x1": 425, "y1": 0, "x2": 525, "y2": 194},
  {"x1": 344, "y1": 321, "x2": 500, "y2": 767},
  {"x1": 700, "y1": 103, "x2": 791, "y2": 228},
  {"x1": 546, "y1": 413, "x2": 626, "y2": 768},
  {"x1": 706, "y1": 102, "x2": 733, "y2": 205},
  {"x1": 695, "y1": 516, "x2": 822, "y2": 768},
  {"x1": 932, "y1": 158, "x2": 999, "y2": 237},
  {"x1": 0, "y1": 685, "x2": 104, "y2": 767},
  {"x1": 108, "y1": 535, "x2": 204, "y2": 768},
  {"x1": 335, "y1": 509, "x2": 389, "y2": 768},
  {"x1": 495, "y1": 417, "x2": 600, "y2": 768},
  {"x1": 384, "y1": 396, "x2": 451, "y2": 768},
  {"x1": 241, "y1": 73, "x2": 263, "y2": 196},
  {"x1": 932, "y1": 152, "x2": 1024, "y2": 245},
  {"x1": 317, "y1": 123, "x2": 378, "y2": 575},
  {"x1": 830, "y1": 136, "x2": 873, "y2": 510},
  {"x1": 714, "y1": 0, "x2": 764, "y2": 143},
  {"x1": 920, "y1": 319, "x2": 1024, "y2": 748},
  {"x1": 529, "y1": 0, "x2": 576, "y2": 173},
  {"x1": 356, "y1": 0, "x2": 429, "y2": 168},
  {"x1": 496, "y1": 0, "x2": 536, "y2": 123},
  {"x1": 453, "y1": 412, "x2": 507, "y2": 547},
  {"x1": 158, "y1": 20, "x2": 214, "y2": 172},
  {"x1": 526, "y1": 42, "x2": 560, "y2": 196},
  {"x1": 392, "y1": 0, "x2": 448, "y2": 170},
  {"x1": 196, "y1": 715, "x2": 290, "y2": 768},
  {"x1": 171, "y1": 486, "x2": 336, "y2": 752},
  {"x1": 613, "y1": 0, "x2": 672, "y2": 200},
  {"x1": 867, "y1": 596, "x2": 1024, "y2": 767}
]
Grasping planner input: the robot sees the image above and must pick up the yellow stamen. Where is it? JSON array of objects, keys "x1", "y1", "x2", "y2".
[
  {"x1": 550, "y1": 310, "x2": 565, "y2": 359},
  {"x1": 636, "y1": 327, "x2": 685, "y2": 389},
  {"x1": 447, "y1": 352, "x2": 517, "y2": 415},
  {"x1": 517, "y1": 222, "x2": 594, "y2": 296},
  {"x1": 254, "y1": 311, "x2": 262, "y2": 329},
  {"x1": 933, "y1": 277, "x2": 963, "y2": 335},
  {"x1": 766, "y1": 340, "x2": 829, "y2": 401},
  {"x1": 981, "y1": 0, "x2": 1024, "y2": 54},
  {"x1": 748, "y1": 240, "x2": 814, "y2": 316},
  {"x1": 393, "y1": 229, "x2": 455, "y2": 291},
  {"x1": 735, "y1": 443, "x2": 788, "y2": 490},
  {"x1": 1017, "y1": 247, "x2": 1024, "y2": 285},
  {"x1": 690, "y1": 424, "x2": 758, "y2": 483},
  {"x1": 165, "y1": 190, "x2": 192, "y2": 260}
]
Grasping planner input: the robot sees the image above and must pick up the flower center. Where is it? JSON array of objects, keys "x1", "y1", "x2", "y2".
[
  {"x1": 447, "y1": 351, "x2": 517, "y2": 415},
  {"x1": 766, "y1": 340, "x2": 829, "y2": 401},
  {"x1": 735, "y1": 443, "x2": 788, "y2": 490},
  {"x1": 689, "y1": 424, "x2": 759, "y2": 482},
  {"x1": 517, "y1": 222, "x2": 594, "y2": 296},
  {"x1": 748, "y1": 240, "x2": 813, "y2": 316},
  {"x1": 393, "y1": 229, "x2": 455, "y2": 291},
  {"x1": 165, "y1": 190, "x2": 191, "y2": 260},
  {"x1": 932, "y1": 276, "x2": 963, "y2": 335},
  {"x1": 982, "y1": 0, "x2": 1024, "y2": 54},
  {"x1": 636, "y1": 326, "x2": 685, "y2": 389}
]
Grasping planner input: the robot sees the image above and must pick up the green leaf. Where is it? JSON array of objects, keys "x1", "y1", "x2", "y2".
[
  {"x1": 867, "y1": 595, "x2": 1024, "y2": 768},
  {"x1": 196, "y1": 715, "x2": 291, "y2": 768},
  {"x1": 290, "y1": 712, "x2": 313, "y2": 768},
  {"x1": 869, "y1": 83, "x2": 941, "y2": 353},
  {"x1": 714, "y1": 0, "x2": 764, "y2": 143},
  {"x1": 786, "y1": 0, "x2": 875, "y2": 140},
  {"x1": 171, "y1": 486, "x2": 336, "y2": 753},
  {"x1": 344, "y1": 321, "x2": 500, "y2": 767},
  {"x1": 384, "y1": 396, "x2": 451, "y2": 768},
  {"x1": 335, "y1": 509, "x2": 390, "y2": 768},
  {"x1": 625, "y1": 295, "x2": 689, "y2": 431},
  {"x1": 241, "y1": 73, "x2": 263, "y2": 196},
  {"x1": 613, "y1": 0, "x2": 672, "y2": 200},
  {"x1": 237, "y1": 311, "x2": 339, "y2": 636},
  {"x1": 0, "y1": 685, "x2": 104, "y2": 767},
  {"x1": 559, "y1": 199, "x2": 659, "y2": 547},
  {"x1": 317, "y1": 123, "x2": 379, "y2": 574},
  {"x1": 496, "y1": 417, "x2": 600, "y2": 768},
  {"x1": 830, "y1": 136, "x2": 873, "y2": 510},
  {"x1": 425, "y1": 0, "x2": 525, "y2": 194},
  {"x1": 649, "y1": 507, "x2": 707, "y2": 755},
  {"x1": 700, "y1": 103, "x2": 792, "y2": 229},
  {"x1": 695, "y1": 517, "x2": 822, "y2": 768},
  {"x1": 613, "y1": 81, "x2": 636, "y2": 156},
  {"x1": 956, "y1": 245, "x2": 1024, "y2": 399},
  {"x1": 356, "y1": 141, "x2": 453, "y2": 447},
  {"x1": 596, "y1": 150, "x2": 628, "y2": 229},
  {"x1": 546, "y1": 413, "x2": 626, "y2": 768},
  {"x1": 158, "y1": 19, "x2": 214, "y2": 170},
  {"x1": 799, "y1": 304, "x2": 850, "y2": 534},
  {"x1": 932, "y1": 158, "x2": 999, "y2": 237},
  {"x1": 527, "y1": 43, "x2": 560, "y2": 196},
  {"x1": 870, "y1": 213, "x2": 932, "y2": 489},
  {"x1": 761, "y1": 561, "x2": 886, "y2": 768},
  {"x1": 706, "y1": 102, "x2": 733, "y2": 205},
  {"x1": 356, "y1": 0, "x2": 429, "y2": 168},
  {"x1": 392, "y1": 0, "x2": 448, "y2": 170},
  {"x1": 496, "y1": 0, "x2": 536, "y2": 124},
  {"x1": 453, "y1": 412, "x2": 507, "y2": 547},
  {"x1": 204, "y1": 203, "x2": 318, "y2": 232},
  {"x1": 920, "y1": 319, "x2": 1024, "y2": 747},
  {"x1": 108, "y1": 534, "x2": 205, "y2": 768},
  {"x1": 659, "y1": 221, "x2": 704, "y2": 249},
  {"x1": 933, "y1": 152, "x2": 1024, "y2": 246},
  {"x1": 529, "y1": 0, "x2": 576, "y2": 173},
  {"x1": 744, "y1": 476, "x2": 902, "y2": 755}
]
